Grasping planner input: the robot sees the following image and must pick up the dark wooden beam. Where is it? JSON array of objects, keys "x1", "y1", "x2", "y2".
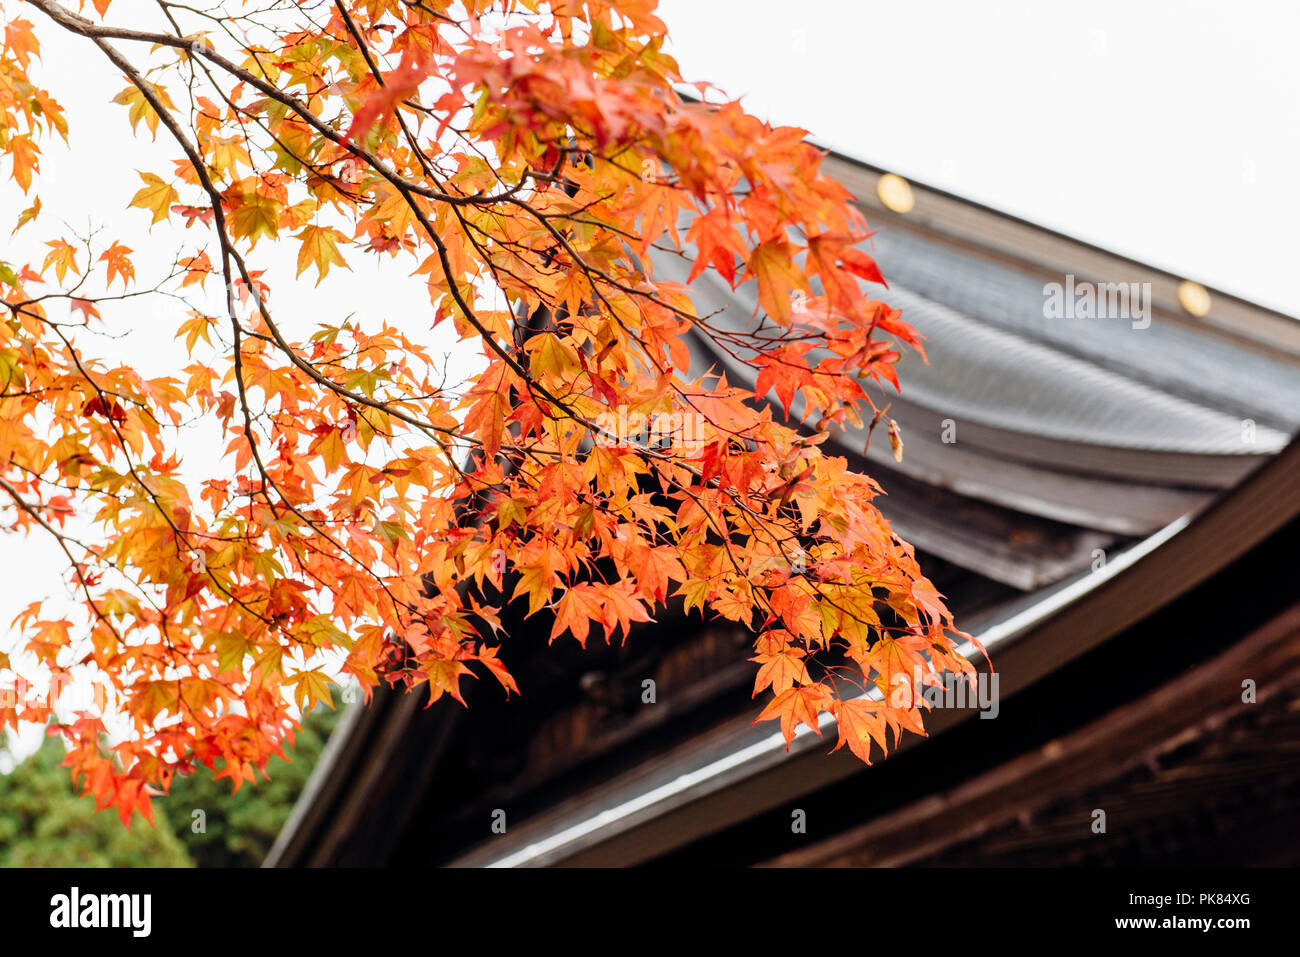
[{"x1": 761, "y1": 601, "x2": 1300, "y2": 866}]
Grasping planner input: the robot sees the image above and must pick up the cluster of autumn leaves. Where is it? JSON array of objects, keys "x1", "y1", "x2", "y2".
[{"x1": 0, "y1": 0, "x2": 976, "y2": 825}]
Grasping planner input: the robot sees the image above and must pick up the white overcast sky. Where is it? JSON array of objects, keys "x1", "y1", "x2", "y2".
[{"x1": 658, "y1": 0, "x2": 1300, "y2": 318}]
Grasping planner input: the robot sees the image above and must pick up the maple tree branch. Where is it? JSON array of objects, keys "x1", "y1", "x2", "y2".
[
  {"x1": 0, "y1": 474, "x2": 123, "y2": 642},
  {"x1": 31, "y1": 4, "x2": 480, "y2": 636},
  {"x1": 29, "y1": 0, "x2": 703, "y2": 466},
  {"x1": 59, "y1": 9, "x2": 471, "y2": 446},
  {"x1": 27, "y1": 0, "x2": 521, "y2": 208}
]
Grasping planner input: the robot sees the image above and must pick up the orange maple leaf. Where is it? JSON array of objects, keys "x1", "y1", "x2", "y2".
[{"x1": 755, "y1": 683, "x2": 832, "y2": 749}]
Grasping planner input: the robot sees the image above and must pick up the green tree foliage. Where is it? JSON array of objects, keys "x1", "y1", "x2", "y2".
[
  {"x1": 0, "y1": 734, "x2": 191, "y2": 867},
  {"x1": 0, "y1": 695, "x2": 342, "y2": 867}
]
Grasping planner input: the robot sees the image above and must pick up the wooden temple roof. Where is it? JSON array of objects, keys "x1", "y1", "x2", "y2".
[{"x1": 266, "y1": 152, "x2": 1300, "y2": 868}]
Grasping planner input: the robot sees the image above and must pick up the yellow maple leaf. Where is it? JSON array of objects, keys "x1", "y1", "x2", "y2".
[
  {"x1": 294, "y1": 225, "x2": 349, "y2": 283},
  {"x1": 128, "y1": 171, "x2": 178, "y2": 225}
]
